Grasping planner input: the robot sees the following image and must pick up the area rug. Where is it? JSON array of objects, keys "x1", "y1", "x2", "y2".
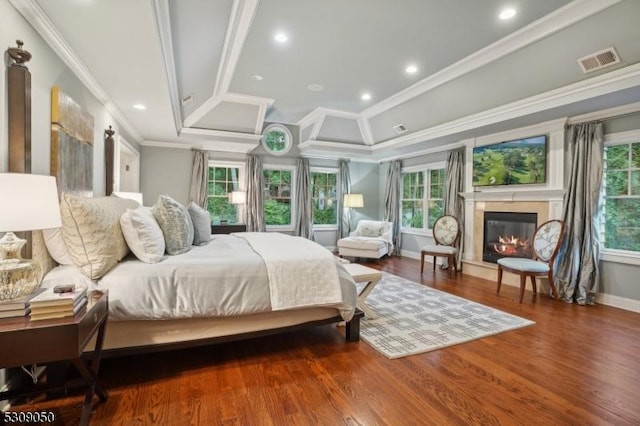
[{"x1": 358, "y1": 273, "x2": 534, "y2": 359}]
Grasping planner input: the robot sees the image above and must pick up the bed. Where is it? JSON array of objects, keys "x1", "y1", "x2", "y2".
[{"x1": 34, "y1": 203, "x2": 360, "y2": 358}]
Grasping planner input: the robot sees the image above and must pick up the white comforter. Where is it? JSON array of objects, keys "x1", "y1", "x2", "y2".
[{"x1": 42, "y1": 233, "x2": 356, "y2": 321}]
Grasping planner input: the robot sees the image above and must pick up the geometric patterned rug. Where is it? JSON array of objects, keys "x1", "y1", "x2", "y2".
[{"x1": 359, "y1": 272, "x2": 535, "y2": 359}]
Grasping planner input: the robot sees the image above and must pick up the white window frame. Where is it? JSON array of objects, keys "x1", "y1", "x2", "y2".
[
  {"x1": 261, "y1": 124, "x2": 293, "y2": 156},
  {"x1": 600, "y1": 130, "x2": 640, "y2": 266},
  {"x1": 310, "y1": 167, "x2": 339, "y2": 230},
  {"x1": 207, "y1": 160, "x2": 246, "y2": 225},
  {"x1": 263, "y1": 164, "x2": 296, "y2": 231},
  {"x1": 401, "y1": 161, "x2": 446, "y2": 237}
]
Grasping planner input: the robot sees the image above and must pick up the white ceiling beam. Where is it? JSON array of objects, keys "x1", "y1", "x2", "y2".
[
  {"x1": 361, "y1": 0, "x2": 624, "y2": 119},
  {"x1": 180, "y1": 127, "x2": 262, "y2": 141}
]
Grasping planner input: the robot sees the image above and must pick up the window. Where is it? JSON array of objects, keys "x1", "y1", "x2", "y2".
[
  {"x1": 401, "y1": 166, "x2": 445, "y2": 231},
  {"x1": 261, "y1": 124, "x2": 293, "y2": 156},
  {"x1": 602, "y1": 141, "x2": 640, "y2": 253},
  {"x1": 311, "y1": 170, "x2": 338, "y2": 226},
  {"x1": 206, "y1": 164, "x2": 243, "y2": 224},
  {"x1": 263, "y1": 168, "x2": 293, "y2": 226}
]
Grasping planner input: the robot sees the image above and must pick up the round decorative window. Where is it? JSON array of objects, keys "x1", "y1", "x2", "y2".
[{"x1": 261, "y1": 124, "x2": 292, "y2": 156}]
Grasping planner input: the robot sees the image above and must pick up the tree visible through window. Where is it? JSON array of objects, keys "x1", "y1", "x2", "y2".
[
  {"x1": 311, "y1": 171, "x2": 337, "y2": 225},
  {"x1": 401, "y1": 167, "x2": 445, "y2": 230},
  {"x1": 602, "y1": 142, "x2": 640, "y2": 252},
  {"x1": 263, "y1": 169, "x2": 292, "y2": 225},
  {"x1": 207, "y1": 166, "x2": 240, "y2": 224}
]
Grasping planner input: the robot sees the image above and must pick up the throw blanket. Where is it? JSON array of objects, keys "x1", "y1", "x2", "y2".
[{"x1": 235, "y1": 232, "x2": 343, "y2": 311}]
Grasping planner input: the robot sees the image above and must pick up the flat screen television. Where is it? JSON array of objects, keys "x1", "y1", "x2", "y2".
[{"x1": 472, "y1": 135, "x2": 547, "y2": 186}]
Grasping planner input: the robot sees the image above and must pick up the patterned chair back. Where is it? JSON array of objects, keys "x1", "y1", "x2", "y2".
[
  {"x1": 533, "y1": 219, "x2": 565, "y2": 262},
  {"x1": 433, "y1": 215, "x2": 460, "y2": 246}
]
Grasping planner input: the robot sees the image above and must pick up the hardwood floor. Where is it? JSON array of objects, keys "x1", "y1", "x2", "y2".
[{"x1": 10, "y1": 256, "x2": 640, "y2": 425}]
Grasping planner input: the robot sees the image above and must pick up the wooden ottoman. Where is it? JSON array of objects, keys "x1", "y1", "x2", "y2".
[{"x1": 342, "y1": 263, "x2": 383, "y2": 319}]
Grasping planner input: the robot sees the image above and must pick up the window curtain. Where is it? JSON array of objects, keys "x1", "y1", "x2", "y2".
[
  {"x1": 556, "y1": 122, "x2": 604, "y2": 305},
  {"x1": 337, "y1": 160, "x2": 351, "y2": 238},
  {"x1": 245, "y1": 154, "x2": 266, "y2": 232},
  {"x1": 294, "y1": 158, "x2": 314, "y2": 239},
  {"x1": 383, "y1": 160, "x2": 402, "y2": 255},
  {"x1": 188, "y1": 149, "x2": 208, "y2": 208},
  {"x1": 444, "y1": 148, "x2": 465, "y2": 270}
]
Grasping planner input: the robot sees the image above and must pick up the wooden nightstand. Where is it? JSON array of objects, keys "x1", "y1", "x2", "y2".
[
  {"x1": 211, "y1": 224, "x2": 247, "y2": 234},
  {"x1": 0, "y1": 290, "x2": 109, "y2": 426}
]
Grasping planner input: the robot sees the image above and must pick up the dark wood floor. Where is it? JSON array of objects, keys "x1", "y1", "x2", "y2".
[{"x1": 10, "y1": 256, "x2": 640, "y2": 425}]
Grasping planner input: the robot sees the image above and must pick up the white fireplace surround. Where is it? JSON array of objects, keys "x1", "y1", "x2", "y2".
[{"x1": 458, "y1": 118, "x2": 566, "y2": 285}]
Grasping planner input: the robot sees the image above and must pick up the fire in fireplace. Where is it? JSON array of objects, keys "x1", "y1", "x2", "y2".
[{"x1": 483, "y1": 212, "x2": 537, "y2": 263}]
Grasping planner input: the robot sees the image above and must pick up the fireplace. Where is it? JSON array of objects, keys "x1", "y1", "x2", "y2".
[{"x1": 483, "y1": 212, "x2": 537, "y2": 263}]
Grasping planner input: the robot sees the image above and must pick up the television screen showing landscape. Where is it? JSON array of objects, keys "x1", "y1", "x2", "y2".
[{"x1": 472, "y1": 135, "x2": 547, "y2": 186}]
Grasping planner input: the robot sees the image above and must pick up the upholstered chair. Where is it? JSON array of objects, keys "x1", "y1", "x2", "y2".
[
  {"x1": 420, "y1": 215, "x2": 460, "y2": 276},
  {"x1": 496, "y1": 219, "x2": 565, "y2": 303},
  {"x1": 337, "y1": 220, "x2": 393, "y2": 259}
]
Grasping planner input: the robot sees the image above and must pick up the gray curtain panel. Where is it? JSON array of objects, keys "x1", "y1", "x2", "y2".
[
  {"x1": 383, "y1": 160, "x2": 402, "y2": 255},
  {"x1": 338, "y1": 160, "x2": 351, "y2": 238},
  {"x1": 188, "y1": 149, "x2": 208, "y2": 208},
  {"x1": 245, "y1": 154, "x2": 266, "y2": 232},
  {"x1": 444, "y1": 148, "x2": 465, "y2": 270},
  {"x1": 294, "y1": 158, "x2": 314, "y2": 239},
  {"x1": 556, "y1": 121, "x2": 604, "y2": 305}
]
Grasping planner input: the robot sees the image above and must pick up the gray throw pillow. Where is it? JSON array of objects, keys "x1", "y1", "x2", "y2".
[
  {"x1": 188, "y1": 202, "x2": 211, "y2": 246},
  {"x1": 152, "y1": 195, "x2": 192, "y2": 255}
]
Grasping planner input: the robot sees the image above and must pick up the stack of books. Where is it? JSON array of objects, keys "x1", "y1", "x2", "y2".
[
  {"x1": 29, "y1": 285, "x2": 88, "y2": 321},
  {"x1": 0, "y1": 292, "x2": 34, "y2": 319}
]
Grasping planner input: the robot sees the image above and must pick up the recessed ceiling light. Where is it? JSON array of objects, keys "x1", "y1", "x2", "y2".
[
  {"x1": 308, "y1": 84, "x2": 323, "y2": 92},
  {"x1": 361, "y1": 93, "x2": 371, "y2": 101},
  {"x1": 499, "y1": 7, "x2": 516, "y2": 20},
  {"x1": 406, "y1": 64, "x2": 418, "y2": 74},
  {"x1": 252, "y1": 74, "x2": 263, "y2": 81},
  {"x1": 133, "y1": 104, "x2": 146, "y2": 110},
  {"x1": 274, "y1": 32, "x2": 288, "y2": 43}
]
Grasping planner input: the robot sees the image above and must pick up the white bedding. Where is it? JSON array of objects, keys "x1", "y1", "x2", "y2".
[{"x1": 42, "y1": 233, "x2": 356, "y2": 322}]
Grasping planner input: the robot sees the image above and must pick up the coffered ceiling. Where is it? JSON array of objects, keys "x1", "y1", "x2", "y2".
[{"x1": 11, "y1": 0, "x2": 640, "y2": 161}]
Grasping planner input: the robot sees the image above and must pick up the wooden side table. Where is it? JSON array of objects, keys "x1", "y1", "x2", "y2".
[
  {"x1": 0, "y1": 290, "x2": 109, "y2": 426},
  {"x1": 342, "y1": 263, "x2": 383, "y2": 319},
  {"x1": 211, "y1": 224, "x2": 247, "y2": 234}
]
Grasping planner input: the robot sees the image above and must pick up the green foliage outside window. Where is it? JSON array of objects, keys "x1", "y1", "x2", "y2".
[
  {"x1": 603, "y1": 142, "x2": 640, "y2": 252},
  {"x1": 311, "y1": 172, "x2": 337, "y2": 225},
  {"x1": 402, "y1": 168, "x2": 445, "y2": 229},
  {"x1": 264, "y1": 129, "x2": 287, "y2": 152},
  {"x1": 206, "y1": 166, "x2": 240, "y2": 224},
  {"x1": 264, "y1": 169, "x2": 292, "y2": 225}
]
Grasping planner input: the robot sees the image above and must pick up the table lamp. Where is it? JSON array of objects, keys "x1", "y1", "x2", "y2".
[{"x1": 0, "y1": 173, "x2": 62, "y2": 301}]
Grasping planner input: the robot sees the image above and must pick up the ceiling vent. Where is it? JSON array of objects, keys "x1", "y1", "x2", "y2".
[
  {"x1": 181, "y1": 94, "x2": 193, "y2": 105},
  {"x1": 577, "y1": 47, "x2": 621, "y2": 74},
  {"x1": 393, "y1": 124, "x2": 408, "y2": 134}
]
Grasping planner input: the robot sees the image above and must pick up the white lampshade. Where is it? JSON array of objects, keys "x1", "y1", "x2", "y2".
[
  {"x1": 343, "y1": 193, "x2": 364, "y2": 208},
  {"x1": 229, "y1": 191, "x2": 246, "y2": 205},
  {"x1": 0, "y1": 173, "x2": 62, "y2": 231}
]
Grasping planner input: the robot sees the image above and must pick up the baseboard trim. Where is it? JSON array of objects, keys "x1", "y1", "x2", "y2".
[{"x1": 399, "y1": 253, "x2": 640, "y2": 313}]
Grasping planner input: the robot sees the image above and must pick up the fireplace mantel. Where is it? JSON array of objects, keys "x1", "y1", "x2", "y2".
[{"x1": 460, "y1": 189, "x2": 565, "y2": 202}]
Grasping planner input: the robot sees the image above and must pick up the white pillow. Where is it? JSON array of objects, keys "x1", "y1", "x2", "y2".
[
  {"x1": 42, "y1": 227, "x2": 74, "y2": 265},
  {"x1": 187, "y1": 202, "x2": 211, "y2": 246},
  {"x1": 120, "y1": 207, "x2": 166, "y2": 263}
]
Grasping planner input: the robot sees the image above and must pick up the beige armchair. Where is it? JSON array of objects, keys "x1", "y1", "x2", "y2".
[{"x1": 337, "y1": 220, "x2": 393, "y2": 259}]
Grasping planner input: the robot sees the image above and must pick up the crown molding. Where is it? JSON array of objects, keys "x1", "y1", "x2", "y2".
[
  {"x1": 141, "y1": 138, "x2": 257, "y2": 153},
  {"x1": 568, "y1": 101, "x2": 640, "y2": 124},
  {"x1": 140, "y1": 140, "x2": 192, "y2": 149},
  {"x1": 361, "y1": 0, "x2": 624, "y2": 119},
  {"x1": 376, "y1": 141, "x2": 467, "y2": 163},
  {"x1": 295, "y1": 107, "x2": 324, "y2": 129},
  {"x1": 372, "y1": 63, "x2": 640, "y2": 152},
  {"x1": 9, "y1": 0, "x2": 144, "y2": 144},
  {"x1": 357, "y1": 116, "x2": 374, "y2": 145},
  {"x1": 299, "y1": 139, "x2": 373, "y2": 153},
  {"x1": 183, "y1": 96, "x2": 224, "y2": 127},
  {"x1": 474, "y1": 117, "x2": 567, "y2": 147},
  {"x1": 152, "y1": 0, "x2": 182, "y2": 135}
]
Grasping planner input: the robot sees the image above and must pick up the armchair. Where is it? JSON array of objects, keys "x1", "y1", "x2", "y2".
[{"x1": 337, "y1": 220, "x2": 393, "y2": 259}]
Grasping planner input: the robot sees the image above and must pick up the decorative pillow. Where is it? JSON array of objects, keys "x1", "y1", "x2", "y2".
[
  {"x1": 187, "y1": 202, "x2": 211, "y2": 246},
  {"x1": 60, "y1": 194, "x2": 139, "y2": 279},
  {"x1": 120, "y1": 207, "x2": 165, "y2": 263},
  {"x1": 42, "y1": 227, "x2": 74, "y2": 265},
  {"x1": 152, "y1": 195, "x2": 193, "y2": 255},
  {"x1": 359, "y1": 223, "x2": 384, "y2": 237}
]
